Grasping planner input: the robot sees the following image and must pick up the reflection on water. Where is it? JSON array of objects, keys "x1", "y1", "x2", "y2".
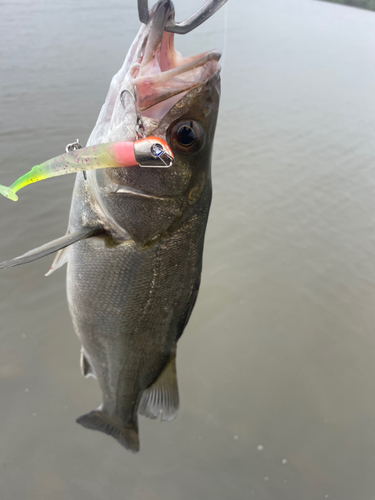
[{"x1": 1, "y1": 0, "x2": 375, "y2": 499}]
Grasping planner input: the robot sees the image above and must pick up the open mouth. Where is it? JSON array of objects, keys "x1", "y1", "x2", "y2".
[{"x1": 131, "y1": 1, "x2": 221, "y2": 119}]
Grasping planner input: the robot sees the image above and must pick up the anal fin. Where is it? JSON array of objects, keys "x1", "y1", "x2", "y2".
[
  {"x1": 80, "y1": 348, "x2": 96, "y2": 379},
  {"x1": 0, "y1": 226, "x2": 102, "y2": 270},
  {"x1": 138, "y1": 355, "x2": 179, "y2": 422}
]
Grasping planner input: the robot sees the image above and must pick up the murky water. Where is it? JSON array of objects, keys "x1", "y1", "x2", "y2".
[{"x1": 1, "y1": 0, "x2": 375, "y2": 498}]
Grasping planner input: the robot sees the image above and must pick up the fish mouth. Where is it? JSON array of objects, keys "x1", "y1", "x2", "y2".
[{"x1": 131, "y1": 0, "x2": 221, "y2": 118}]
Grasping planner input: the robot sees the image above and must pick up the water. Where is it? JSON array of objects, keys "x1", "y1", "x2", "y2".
[{"x1": 1, "y1": 0, "x2": 375, "y2": 498}]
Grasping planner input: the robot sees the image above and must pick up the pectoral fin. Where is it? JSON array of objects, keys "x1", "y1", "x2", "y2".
[
  {"x1": 0, "y1": 226, "x2": 102, "y2": 270},
  {"x1": 45, "y1": 245, "x2": 69, "y2": 276},
  {"x1": 138, "y1": 356, "x2": 179, "y2": 422}
]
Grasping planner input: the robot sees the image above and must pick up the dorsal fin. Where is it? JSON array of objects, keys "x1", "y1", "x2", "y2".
[{"x1": 138, "y1": 356, "x2": 179, "y2": 422}]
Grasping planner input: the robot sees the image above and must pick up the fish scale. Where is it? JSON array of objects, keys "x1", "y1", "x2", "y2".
[{"x1": 68, "y1": 216, "x2": 205, "y2": 413}]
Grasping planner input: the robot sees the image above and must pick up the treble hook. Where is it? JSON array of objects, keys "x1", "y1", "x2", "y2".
[
  {"x1": 138, "y1": 0, "x2": 228, "y2": 34},
  {"x1": 120, "y1": 88, "x2": 146, "y2": 140}
]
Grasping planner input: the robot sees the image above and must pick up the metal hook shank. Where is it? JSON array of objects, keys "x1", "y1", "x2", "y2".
[
  {"x1": 138, "y1": 0, "x2": 149, "y2": 25},
  {"x1": 138, "y1": 0, "x2": 228, "y2": 34}
]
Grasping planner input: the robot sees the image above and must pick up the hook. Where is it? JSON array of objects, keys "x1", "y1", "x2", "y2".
[
  {"x1": 137, "y1": 0, "x2": 228, "y2": 34},
  {"x1": 120, "y1": 88, "x2": 146, "y2": 140}
]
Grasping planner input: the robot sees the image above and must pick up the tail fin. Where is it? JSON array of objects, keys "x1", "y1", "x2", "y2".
[
  {"x1": 76, "y1": 409, "x2": 140, "y2": 453},
  {"x1": 0, "y1": 185, "x2": 18, "y2": 201}
]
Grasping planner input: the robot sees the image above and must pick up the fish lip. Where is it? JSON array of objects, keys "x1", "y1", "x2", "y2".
[
  {"x1": 136, "y1": 50, "x2": 221, "y2": 84},
  {"x1": 134, "y1": 50, "x2": 221, "y2": 112}
]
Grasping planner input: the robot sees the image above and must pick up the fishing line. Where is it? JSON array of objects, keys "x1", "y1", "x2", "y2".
[{"x1": 221, "y1": 1, "x2": 228, "y2": 73}]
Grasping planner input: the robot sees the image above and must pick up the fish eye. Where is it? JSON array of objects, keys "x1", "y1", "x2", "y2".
[
  {"x1": 168, "y1": 120, "x2": 204, "y2": 155},
  {"x1": 177, "y1": 125, "x2": 194, "y2": 146}
]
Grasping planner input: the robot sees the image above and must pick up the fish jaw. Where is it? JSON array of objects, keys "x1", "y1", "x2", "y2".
[
  {"x1": 134, "y1": 47, "x2": 221, "y2": 113},
  {"x1": 131, "y1": 2, "x2": 221, "y2": 118}
]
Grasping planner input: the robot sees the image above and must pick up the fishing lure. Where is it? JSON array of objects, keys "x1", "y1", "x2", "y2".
[{"x1": 0, "y1": 137, "x2": 173, "y2": 201}]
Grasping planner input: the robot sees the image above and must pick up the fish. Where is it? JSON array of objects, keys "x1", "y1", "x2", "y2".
[{"x1": 0, "y1": 0, "x2": 222, "y2": 452}]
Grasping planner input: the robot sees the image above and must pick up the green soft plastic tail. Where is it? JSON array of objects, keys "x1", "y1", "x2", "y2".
[{"x1": 0, "y1": 185, "x2": 18, "y2": 201}]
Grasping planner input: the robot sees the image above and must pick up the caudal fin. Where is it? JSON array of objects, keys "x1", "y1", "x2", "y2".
[
  {"x1": 0, "y1": 185, "x2": 18, "y2": 201},
  {"x1": 76, "y1": 409, "x2": 140, "y2": 453}
]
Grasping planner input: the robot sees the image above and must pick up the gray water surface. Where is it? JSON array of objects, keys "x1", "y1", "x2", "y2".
[{"x1": 1, "y1": 0, "x2": 375, "y2": 499}]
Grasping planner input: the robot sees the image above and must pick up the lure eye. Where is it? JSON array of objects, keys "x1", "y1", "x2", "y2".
[{"x1": 168, "y1": 120, "x2": 204, "y2": 155}]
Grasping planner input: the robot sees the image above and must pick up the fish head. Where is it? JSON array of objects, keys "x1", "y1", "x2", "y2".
[{"x1": 87, "y1": 0, "x2": 221, "y2": 244}]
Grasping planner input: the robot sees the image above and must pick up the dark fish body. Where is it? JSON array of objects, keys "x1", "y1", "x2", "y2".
[
  {"x1": 66, "y1": 16, "x2": 221, "y2": 449},
  {"x1": 67, "y1": 172, "x2": 210, "y2": 450}
]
